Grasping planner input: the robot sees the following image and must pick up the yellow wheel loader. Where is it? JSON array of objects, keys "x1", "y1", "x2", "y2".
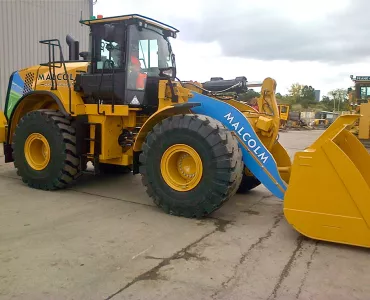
[
  {"x1": 348, "y1": 76, "x2": 370, "y2": 147},
  {"x1": 278, "y1": 104, "x2": 289, "y2": 129},
  {"x1": 0, "y1": 14, "x2": 370, "y2": 248}
]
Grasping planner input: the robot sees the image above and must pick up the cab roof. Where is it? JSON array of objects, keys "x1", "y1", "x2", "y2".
[{"x1": 80, "y1": 14, "x2": 179, "y2": 33}]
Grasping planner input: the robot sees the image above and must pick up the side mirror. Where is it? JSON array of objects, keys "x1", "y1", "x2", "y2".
[
  {"x1": 79, "y1": 51, "x2": 90, "y2": 61},
  {"x1": 104, "y1": 24, "x2": 116, "y2": 42}
]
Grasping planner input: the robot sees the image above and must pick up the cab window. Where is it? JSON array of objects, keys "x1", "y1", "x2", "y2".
[
  {"x1": 90, "y1": 23, "x2": 125, "y2": 73},
  {"x1": 138, "y1": 39, "x2": 159, "y2": 69},
  {"x1": 360, "y1": 86, "x2": 370, "y2": 99},
  {"x1": 97, "y1": 40, "x2": 123, "y2": 70},
  {"x1": 127, "y1": 24, "x2": 173, "y2": 77}
]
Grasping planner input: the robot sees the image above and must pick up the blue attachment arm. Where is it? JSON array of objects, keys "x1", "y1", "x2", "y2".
[{"x1": 188, "y1": 92, "x2": 287, "y2": 200}]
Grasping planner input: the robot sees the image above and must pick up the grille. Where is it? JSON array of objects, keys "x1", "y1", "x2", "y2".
[{"x1": 23, "y1": 72, "x2": 35, "y2": 94}]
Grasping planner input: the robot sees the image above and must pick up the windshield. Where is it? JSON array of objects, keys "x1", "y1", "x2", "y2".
[
  {"x1": 359, "y1": 85, "x2": 370, "y2": 100},
  {"x1": 280, "y1": 106, "x2": 288, "y2": 113},
  {"x1": 128, "y1": 24, "x2": 174, "y2": 77}
]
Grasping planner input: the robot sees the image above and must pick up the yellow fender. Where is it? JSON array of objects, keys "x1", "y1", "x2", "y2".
[
  {"x1": 133, "y1": 102, "x2": 200, "y2": 152},
  {"x1": 284, "y1": 114, "x2": 370, "y2": 248}
]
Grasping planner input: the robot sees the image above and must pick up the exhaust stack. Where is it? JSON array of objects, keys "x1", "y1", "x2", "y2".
[{"x1": 66, "y1": 34, "x2": 80, "y2": 61}]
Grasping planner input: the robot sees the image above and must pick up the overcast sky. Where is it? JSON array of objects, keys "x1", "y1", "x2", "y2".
[{"x1": 94, "y1": 0, "x2": 370, "y2": 98}]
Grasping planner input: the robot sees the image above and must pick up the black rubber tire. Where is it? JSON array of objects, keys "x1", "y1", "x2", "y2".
[
  {"x1": 237, "y1": 170, "x2": 261, "y2": 194},
  {"x1": 139, "y1": 114, "x2": 243, "y2": 218},
  {"x1": 12, "y1": 109, "x2": 80, "y2": 190},
  {"x1": 99, "y1": 163, "x2": 132, "y2": 174}
]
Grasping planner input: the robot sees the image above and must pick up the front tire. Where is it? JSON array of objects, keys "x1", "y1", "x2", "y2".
[
  {"x1": 139, "y1": 114, "x2": 243, "y2": 218},
  {"x1": 12, "y1": 109, "x2": 80, "y2": 190}
]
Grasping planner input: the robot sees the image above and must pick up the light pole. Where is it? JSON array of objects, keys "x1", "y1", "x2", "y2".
[
  {"x1": 333, "y1": 92, "x2": 337, "y2": 112},
  {"x1": 338, "y1": 95, "x2": 341, "y2": 111}
]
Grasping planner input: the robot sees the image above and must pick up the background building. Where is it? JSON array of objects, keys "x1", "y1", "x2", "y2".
[
  {"x1": 0, "y1": 0, "x2": 93, "y2": 108},
  {"x1": 314, "y1": 90, "x2": 321, "y2": 102}
]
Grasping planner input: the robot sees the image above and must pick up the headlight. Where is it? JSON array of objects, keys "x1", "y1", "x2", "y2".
[{"x1": 162, "y1": 68, "x2": 173, "y2": 77}]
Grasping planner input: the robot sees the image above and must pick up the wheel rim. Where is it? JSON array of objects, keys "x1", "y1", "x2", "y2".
[
  {"x1": 160, "y1": 144, "x2": 203, "y2": 192},
  {"x1": 244, "y1": 167, "x2": 253, "y2": 176},
  {"x1": 24, "y1": 133, "x2": 51, "y2": 170}
]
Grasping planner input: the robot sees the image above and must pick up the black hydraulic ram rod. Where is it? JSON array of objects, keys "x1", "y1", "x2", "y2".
[{"x1": 202, "y1": 76, "x2": 248, "y2": 93}]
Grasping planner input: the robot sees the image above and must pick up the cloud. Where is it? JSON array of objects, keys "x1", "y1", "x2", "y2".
[
  {"x1": 94, "y1": 0, "x2": 369, "y2": 64},
  {"x1": 166, "y1": 0, "x2": 370, "y2": 64},
  {"x1": 93, "y1": 0, "x2": 370, "y2": 96}
]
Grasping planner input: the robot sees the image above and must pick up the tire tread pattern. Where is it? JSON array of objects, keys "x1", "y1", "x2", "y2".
[
  {"x1": 139, "y1": 114, "x2": 243, "y2": 218},
  {"x1": 12, "y1": 109, "x2": 80, "y2": 190}
]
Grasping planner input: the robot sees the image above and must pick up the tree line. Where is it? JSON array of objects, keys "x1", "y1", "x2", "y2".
[{"x1": 237, "y1": 83, "x2": 350, "y2": 112}]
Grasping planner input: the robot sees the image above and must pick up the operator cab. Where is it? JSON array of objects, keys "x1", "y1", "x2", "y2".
[
  {"x1": 74, "y1": 14, "x2": 178, "y2": 113},
  {"x1": 350, "y1": 75, "x2": 370, "y2": 105},
  {"x1": 356, "y1": 82, "x2": 370, "y2": 103}
]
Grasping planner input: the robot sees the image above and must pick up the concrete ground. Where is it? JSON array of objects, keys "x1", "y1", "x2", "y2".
[{"x1": 1, "y1": 130, "x2": 370, "y2": 300}]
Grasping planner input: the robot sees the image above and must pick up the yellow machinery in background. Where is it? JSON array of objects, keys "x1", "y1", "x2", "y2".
[
  {"x1": 0, "y1": 14, "x2": 369, "y2": 248},
  {"x1": 310, "y1": 111, "x2": 338, "y2": 128},
  {"x1": 358, "y1": 103, "x2": 370, "y2": 142},
  {"x1": 277, "y1": 105, "x2": 310, "y2": 130},
  {"x1": 349, "y1": 75, "x2": 370, "y2": 145},
  {"x1": 278, "y1": 104, "x2": 289, "y2": 129}
]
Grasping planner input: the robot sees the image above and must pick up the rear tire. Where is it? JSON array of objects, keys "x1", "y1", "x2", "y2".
[
  {"x1": 237, "y1": 169, "x2": 261, "y2": 193},
  {"x1": 139, "y1": 114, "x2": 243, "y2": 218},
  {"x1": 12, "y1": 109, "x2": 80, "y2": 190}
]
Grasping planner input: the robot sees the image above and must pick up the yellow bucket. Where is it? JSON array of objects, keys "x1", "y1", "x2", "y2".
[{"x1": 284, "y1": 115, "x2": 370, "y2": 248}]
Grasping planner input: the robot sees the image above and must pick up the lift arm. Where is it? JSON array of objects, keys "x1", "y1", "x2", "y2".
[{"x1": 188, "y1": 91, "x2": 288, "y2": 200}]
